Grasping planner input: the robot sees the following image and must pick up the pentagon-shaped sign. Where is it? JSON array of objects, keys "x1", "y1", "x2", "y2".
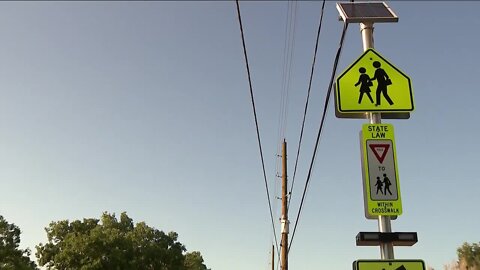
[{"x1": 336, "y1": 49, "x2": 414, "y2": 115}]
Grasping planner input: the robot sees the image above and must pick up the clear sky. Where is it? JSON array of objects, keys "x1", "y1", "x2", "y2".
[{"x1": 0, "y1": 1, "x2": 479, "y2": 270}]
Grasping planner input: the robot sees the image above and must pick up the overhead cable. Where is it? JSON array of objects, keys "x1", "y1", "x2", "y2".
[
  {"x1": 276, "y1": 0, "x2": 298, "y2": 157},
  {"x1": 235, "y1": 0, "x2": 280, "y2": 257},
  {"x1": 288, "y1": 0, "x2": 327, "y2": 209},
  {"x1": 278, "y1": 0, "x2": 298, "y2": 141},
  {"x1": 289, "y1": 21, "x2": 350, "y2": 252},
  {"x1": 275, "y1": 0, "x2": 298, "y2": 206}
]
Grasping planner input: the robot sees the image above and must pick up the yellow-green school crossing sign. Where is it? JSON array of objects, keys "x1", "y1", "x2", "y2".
[
  {"x1": 353, "y1": 260, "x2": 425, "y2": 270},
  {"x1": 336, "y1": 49, "x2": 414, "y2": 113}
]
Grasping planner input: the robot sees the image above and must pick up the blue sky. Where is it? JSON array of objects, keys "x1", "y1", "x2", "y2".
[{"x1": 0, "y1": 1, "x2": 479, "y2": 270}]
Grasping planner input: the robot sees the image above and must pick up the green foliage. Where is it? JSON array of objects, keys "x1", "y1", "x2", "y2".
[
  {"x1": 457, "y1": 242, "x2": 480, "y2": 270},
  {"x1": 184, "y1": 251, "x2": 208, "y2": 270},
  {"x1": 36, "y1": 212, "x2": 208, "y2": 270},
  {"x1": 0, "y1": 215, "x2": 38, "y2": 270}
]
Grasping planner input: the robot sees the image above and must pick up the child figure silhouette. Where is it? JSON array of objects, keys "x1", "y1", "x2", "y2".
[{"x1": 354, "y1": 67, "x2": 374, "y2": 104}]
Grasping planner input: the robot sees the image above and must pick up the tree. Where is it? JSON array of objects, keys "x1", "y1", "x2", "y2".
[
  {"x1": 184, "y1": 251, "x2": 208, "y2": 270},
  {"x1": 444, "y1": 260, "x2": 460, "y2": 270},
  {"x1": 0, "y1": 215, "x2": 38, "y2": 270},
  {"x1": 457, "y1": 242, "x2": 480, "y2": 270},
  {"x1": 36, "y1": 212, "x2": 208, "y2": 270}
]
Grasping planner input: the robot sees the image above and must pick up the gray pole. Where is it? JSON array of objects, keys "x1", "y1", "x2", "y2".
[{"x1": 360, "y1": 21, "x2": 395, "y2": 260}]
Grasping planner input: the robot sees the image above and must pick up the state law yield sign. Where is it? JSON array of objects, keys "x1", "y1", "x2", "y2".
[
  {"x1": 336, "y1": 49, "x2": 414, "y2": 114},
  {"x1": 353, "y1": 260, "x2": 425, "y2": 270},
  {"x1": 360, "y1": 124, "x2": 402, "y2": 218}
]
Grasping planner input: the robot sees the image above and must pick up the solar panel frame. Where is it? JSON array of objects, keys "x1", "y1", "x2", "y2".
[{"x1": 336, "y1": 2, "x2": 398, "y2": 23}]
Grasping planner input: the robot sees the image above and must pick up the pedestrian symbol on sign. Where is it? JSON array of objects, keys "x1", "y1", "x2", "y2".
[
  {"x1": 375, "y1": 177, "x2": 383, "y2": 195},
  {"x1": 383, "y1": 174, "x2": 393, "y2": 196},
  {"x1": 354, "y1": 61, "x2": 394, "y2": 107},
  {"x1": 354, "y1": 67, "x2": 374, "y2": 104},
  {"x1": 371, "y1": 61, "x2": 394, "y2": 106},
  {"x1": 373, "y1": 174, "x2": 393, "y2": 196}
]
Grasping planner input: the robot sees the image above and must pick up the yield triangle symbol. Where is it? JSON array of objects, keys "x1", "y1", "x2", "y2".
[{"x1": 369, "y1": 144, "x2": 390, "y2": 163}]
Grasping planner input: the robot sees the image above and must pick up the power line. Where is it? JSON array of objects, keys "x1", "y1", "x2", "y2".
[
  {"x1": 288, "y1": 0, "x2": 327, "y2": 209},
  {"x1": 288, "y1": 21, "x2": 349, "y2": 252},
  {"x1": 235, "y1": 0, "x2": 280, "y2": 257},
  {"x1": 275, "y1": 0, "x2": 298, "y2": 212},
  {"x1": 279, "y1": 0, "x2": 298, "y2": 141}
]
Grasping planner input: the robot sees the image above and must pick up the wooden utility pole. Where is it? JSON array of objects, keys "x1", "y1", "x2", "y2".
[
  {"x1": 271, "y1": 244, "x2": 275, "y2": 270},
  {"x1": 280, "y1": 140, "x2": 289, "y2": 270}
]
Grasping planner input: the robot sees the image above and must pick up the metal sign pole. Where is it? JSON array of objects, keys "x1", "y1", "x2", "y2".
[{"x1": 360, "y1": 21, "x2": 394, "y2": 260}]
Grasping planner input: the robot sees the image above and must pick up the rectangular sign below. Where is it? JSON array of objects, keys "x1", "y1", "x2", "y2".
[
  {"x1": 360, "y1": 124, "x2": 402, "y2": 218},
  {"x1": 354, "y1": 260, "x2": 425, "y2": 270}
]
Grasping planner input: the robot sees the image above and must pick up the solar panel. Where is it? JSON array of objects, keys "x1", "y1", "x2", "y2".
[{"x1": 336, "y1": 2, "x2": 398, "y2": 23}]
